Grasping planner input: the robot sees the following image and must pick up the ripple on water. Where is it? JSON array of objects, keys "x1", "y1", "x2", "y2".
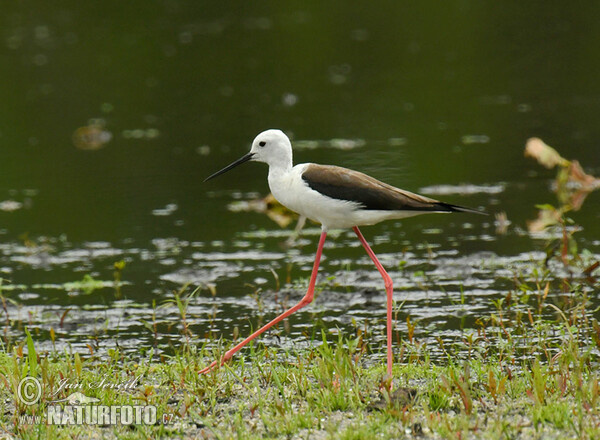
[
  {"x1": 419, "y1": 183, "x2": 505, "y2": 195},
  {"x1": 160, "y1": 264, "x2": 242, "y2": 285},
  {"x1": 191, "y1": 250, "x2": 286, "y2": 261},
  {"x1": 2, "y1": 219, "x2": 598, "y2": 364}
]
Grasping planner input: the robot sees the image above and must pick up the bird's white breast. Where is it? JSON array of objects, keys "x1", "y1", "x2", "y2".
[{"x1": 268, "y1": 163, "x2": 370, "y2": 229}]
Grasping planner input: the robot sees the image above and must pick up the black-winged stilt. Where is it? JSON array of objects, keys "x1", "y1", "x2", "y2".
[{"x1": 201, "y1": 129, "x2": 485, "y2": 376}]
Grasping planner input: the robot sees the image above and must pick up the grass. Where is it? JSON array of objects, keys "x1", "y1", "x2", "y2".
[{"x1": 1, "y1": 291, "x2": 599, "y2": 440}]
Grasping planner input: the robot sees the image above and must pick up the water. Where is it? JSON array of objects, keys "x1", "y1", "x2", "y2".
[{"x1": 1, "y1": 2, "x2": 599, "y2": 361}]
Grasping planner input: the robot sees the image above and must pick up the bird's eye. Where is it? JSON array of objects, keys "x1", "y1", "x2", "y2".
[{"x1": 259, "y1": 141, "x2": 266, "y2": 147}]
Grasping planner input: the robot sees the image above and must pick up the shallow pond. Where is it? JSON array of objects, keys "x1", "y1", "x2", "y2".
[{"x1": 1, "y1": 3, "x2": 599, "y2": 363}]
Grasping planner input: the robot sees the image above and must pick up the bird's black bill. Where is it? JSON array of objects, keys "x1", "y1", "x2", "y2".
[{"x1": 203, "y1": 152, "x2": 255, "y2": 182}]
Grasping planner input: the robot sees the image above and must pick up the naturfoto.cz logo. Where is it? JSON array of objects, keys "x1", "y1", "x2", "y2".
[{"x1": 17, "y1": 376, "x2": 174, "y2": 426}]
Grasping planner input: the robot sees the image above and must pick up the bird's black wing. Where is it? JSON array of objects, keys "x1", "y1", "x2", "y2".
[{"x1": 301, "y1": 164, "x2": 484, "y2": 214}]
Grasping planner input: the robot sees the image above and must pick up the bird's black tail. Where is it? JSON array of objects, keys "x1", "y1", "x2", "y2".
[{"x1": 435, "y1": 202, "x2": 488, "y2": 215}]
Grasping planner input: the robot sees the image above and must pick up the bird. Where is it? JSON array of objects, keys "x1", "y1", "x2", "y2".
[{"x1": 200, "y1": 129, "x2": 486, "y2": 376}]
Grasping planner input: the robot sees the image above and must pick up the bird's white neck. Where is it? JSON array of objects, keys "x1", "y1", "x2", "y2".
[{"x1": 266, "y1": 154, "x2": 293, "y2": 177}]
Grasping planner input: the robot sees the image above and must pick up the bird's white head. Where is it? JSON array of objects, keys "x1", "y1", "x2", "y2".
[
  {"x1": 249, "y1": 129, "x2": 293, "y2": 170},
  {"x1": 204, "y1": 129, "x2": 293, "y2": 182}
]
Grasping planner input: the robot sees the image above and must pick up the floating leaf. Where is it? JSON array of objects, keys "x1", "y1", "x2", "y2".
[
  {"x1": 73, "y1": 124, "x2": 112, "y2": 150},
  {"x1": 59, "y1": 275, "x2": 113, "y2": 294},
  {"x1": 567, "y1": 161, "x2": 600, "y2": 210},
  {"x1": 494, "y1": 211, "x2": 510, "y2": 235},
  {"x1": 526, "y1": 139, "x2": 600, "y2": 228},
  {"x1": 527, "y1": 206, "x2": 562, "y2": 233},
  {"x1": 524, "y1": 138, "x2": 569, "y2": 169},
  {"x1": 228, "y1": 193, "x2": 299, "y2": 228},
  {"x1": 569, "y1": 160, "x2": 598, "y2": 188}
]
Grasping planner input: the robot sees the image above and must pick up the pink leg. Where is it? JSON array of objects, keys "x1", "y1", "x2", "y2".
[
  {"x1": 353, "y1": 226, "x2": 394, "y2": 378},
  {"x1": 200, "y1": 229, "x2": 328, "y2": 374}
]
